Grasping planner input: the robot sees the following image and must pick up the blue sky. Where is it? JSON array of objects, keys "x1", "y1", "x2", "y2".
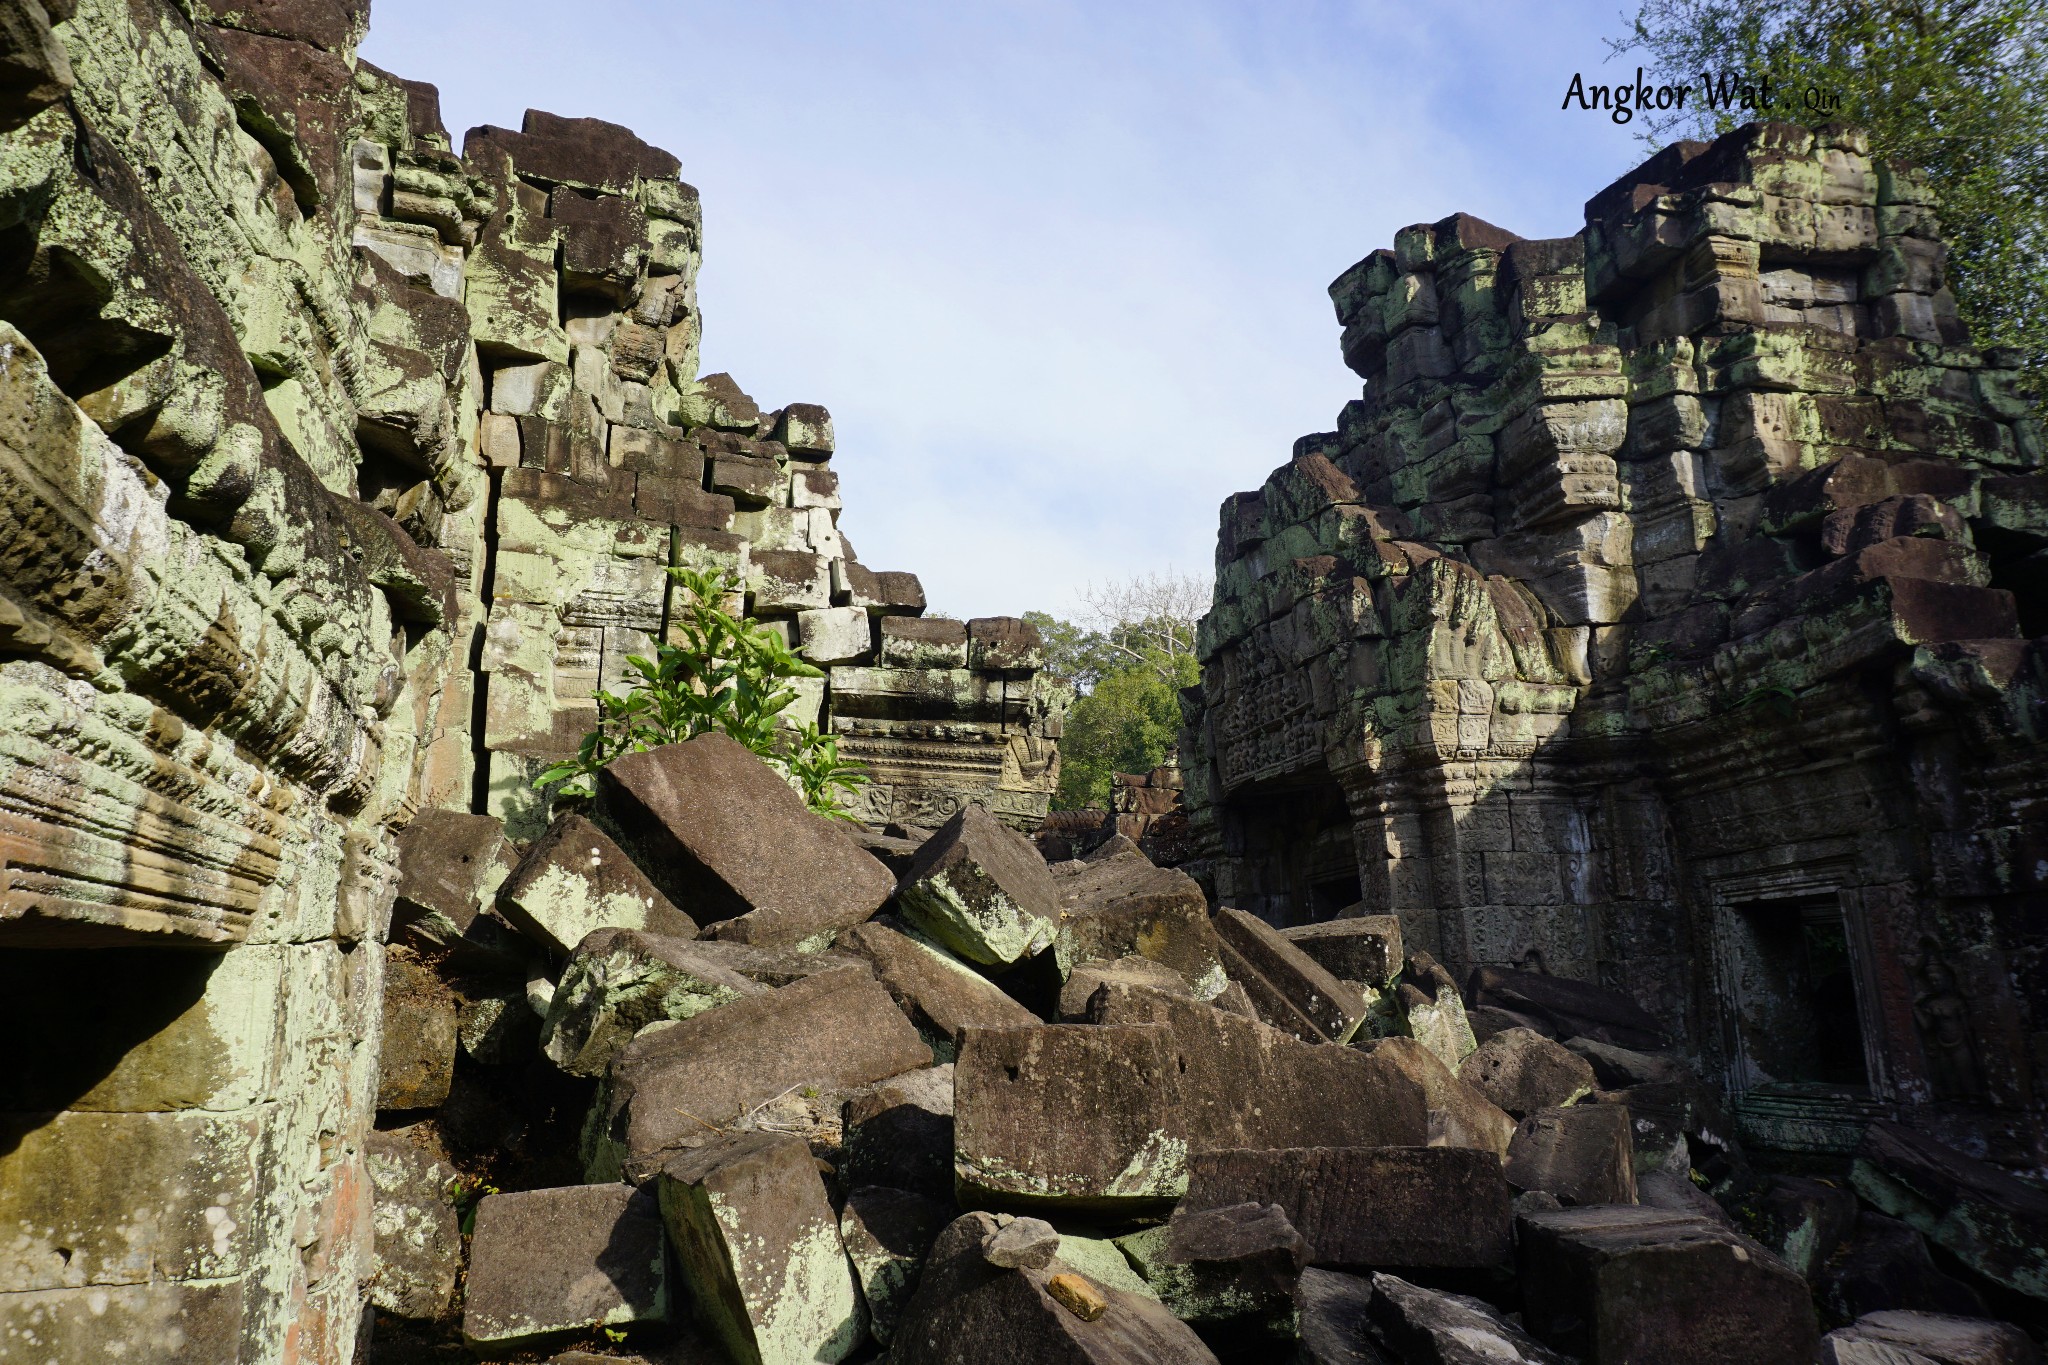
[{"x1": 362, "y1": 2, "x2": 1654, "y2": 619}]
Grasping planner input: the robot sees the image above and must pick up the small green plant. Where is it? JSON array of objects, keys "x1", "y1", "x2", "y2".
[{"x1": 534, "y1": 566, "x2": 869, "y2": 817}]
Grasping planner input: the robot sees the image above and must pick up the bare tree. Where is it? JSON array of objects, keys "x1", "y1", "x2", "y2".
[{"x1": 1075, "y1": 569, "x2": 1212, "y2": 686}]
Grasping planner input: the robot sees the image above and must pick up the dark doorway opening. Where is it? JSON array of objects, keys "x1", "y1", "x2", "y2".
[{"x1": 1726, "y1": 894, "x2": 1869, "y2": 1090}]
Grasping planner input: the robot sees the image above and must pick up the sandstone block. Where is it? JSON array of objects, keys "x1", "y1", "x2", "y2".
[
  {"x1": 595, "y1": 733, "x2": 895, "y2": 947},
  {"x1": 1181, "y1": 1146, "x2": 1512, "y2": 1269},
  {"x1": 364, "y1": 1129, "x2": 461, "y2": 1322},
  {"x1": 1517, "y1": 1205, "x2": 1816, "y2": 1364},
  {"x1": 797, "y1": 604, "x2": 875, "y2": 664},
  {"x1": 1819, "y1": 1310, "x2": 2042, "y2": 1365},
  {"x1": 1294, "y1": 1268, "x2": 1388, "y2": 1365},
  {"x1": 1053, "y1": 840, "x2": 1226, "y2": 994},
  {"x1": 378, "y1": 953, "x2": 456, "y2": 1110},
  {"x1": 1818, "y1": 1212, "x2": 1991, "y2": 1325},
  {"x1": 984, "y1": 1216, "x2": 1063, "y2": 1270},
  {"x1": 1279, "y1": 915, "x2": 1404, "y2": 987},
  {"x1": 1214, "y1": 906, "x2": 1368, "y2": 1041},
  {"x1": 1852, "y1": 1122, "x2": 2048, "y2": 1303},
  {"x1": 1505, "y1": 1104, "x2": 1637, "y2": 1205},
  {"x1": 841, "y1": 1185, "x2": 951, "y2": 1345},
  {"x1": 1466, "y1": 967, "x2": 1667, "y2": 1050},
  {"x1": 463, "y1": 1184, "x2": 669, "y2": 1350},
  {"x1": 658, "y1": 1131, "x2": 865, "y2": 1365},
  {"x1": 1365, "y1": 1271, "x2": 1571, "y2": 1364},
  {"x1": 881, "y1": 615, "x2": 969, "y2": 668},
  {"x1": 1057, "y1": 955, "x2": 1194, "y2": 1020},
  {"x1": 1144, "y1": 1202, "x2": 1306, "y2": 1327},
  {"x1": 1354, "y1": 1035, "x2": 1517, "y2": 1160},
  {"x1": 966, "y1": 616, "x2": 1043, "y2": 672},
  {"x1": 498, "y1": 813, "x2": 698, "y2": 957},
  {"x1": 841, "y1": 1065, "x2": 955, "y2": 1200},
  {"x1": 890, "y1": 1212, "x2": 1220, "y2": 1365},
  {"x1": 539, "y1": 927, "x2": 765, "y2": 1077},
  {"x1": 897, "y1": 803, "x2": 1062, "y2": 967},
  {"x1": 1459, "y1": 1026, "x2": 1596, "y2": 1117},
  {"x1": 392, "y1": 810, "x2": 516, "y2": 950},
  {"x1": 597, "y1": 965, "x2": 931, "y2": 1181},
  {"x1": 836, "y1": 920, "x2": 1040, "y2": 1054}
]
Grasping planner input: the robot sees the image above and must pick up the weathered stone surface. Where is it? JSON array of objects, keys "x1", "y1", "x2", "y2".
[
  {"x1": 463, "y1": 1184, "x2": 669, "y2": 1349},
  {"x1": 1504, "y1": 1104, "x2": 1637, "y2": 1205},
  {"x1": 1459, "y1": 1026, "x2": 1596, "y2": 1117},
  {"x1": 1354, "y1": 1035, "x2": 1517, "y2": 1160},
  {"x1": 1147, "y1": 1201, "x2": 1306, "y2": 1326},
  {"x1": 897, "y1": 803, "x2": 1063, "y2": 967},
  {"x1": 1057, "y1": 954, "x2": 1194, "y2": 1020},
  {"x1": 498, "y1": 813, "x2": 698, "y2": 957},
  {"x1": 984, "y1": 1216, "x2": 1064, "y2": 1270},
  {"x1": 840, "y1": 1184, "x2": 950, "y2": 1345},
  {"x1": 837, "y1": 919, "x2": 1040, "y2": 1054},
  {"x1": 1214, "y1": 906, "x2": 1368, "y2": 1041},
  {"x1": 1052, "y1": 840, "x2": 1227, "y2": 994},
  {"x1": 1818, "y1": 1213, "x2": 1991, "y2": 1325},
  {"x1": 1517, "y1": 1204, "x2": 1816, "y2": 1364},
  {"x1": 540, "y1": 927, "x2": 765, "y2": 1077},
  {"x1": 841, "y1": 1065, "x2": 956, "y2": 1200},
  {"x1": 1752, "y1": 1173, "x2": 1859, "y2": 1279},
  {"x1": 890, "y1": 1212, "x2": 1221, "y2": 1365},
  {"x1": 658, "y1": 1130, "x2": 865, "y2": 1365},
  {"x1": 1280, "y1": 915, "x2": 1404, "y2": 988},
  {"x1": 1852, "y1": 1122, "x2": 2048, "y2": 1303},
  {"x1": 1464, "y1": 970, "x2": 1668, "y2": 1050},
  {"x1": 1819, "y1": 1311, "x2": 2043, "y2": 1365},
  {"x1": 596, "y1": 735, "x2": 895, "y2": 947},
  {"x1": 1182, "y1": 1146, "x2": 1513, "y2": 1268},
  {"x1": 1403, "y1": 953, "x2": 1479, "y2": 1072},
  {"x1": 363, "y1": 1129, "x2": 460, "y2": 1322},
  {"x1": 596, "y1": 965, "x2": 931, "y2": 1181},
  {"x1": 378, "y1": 953, "x2": 457, "y2": 1110},
  {"x1": 392, "y1": 810, "x2": 516, "y2": 949},
  {"x1": 1367, "y1": 1271, "x2": 1571, "y2": 1364}
]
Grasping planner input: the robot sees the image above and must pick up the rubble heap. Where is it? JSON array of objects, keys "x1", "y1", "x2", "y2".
[
  {"x1": 0, "y1": 1, "x2": 1054, "y2": 1361},
  {"x1": 1181, "y1": 122, "x2": 2047, "y2": 1164}
]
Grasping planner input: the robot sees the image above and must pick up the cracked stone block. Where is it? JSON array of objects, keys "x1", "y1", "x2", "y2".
[
  {"x1": 595, "y1": 733, "x2": 895, "y2": 948},
  {"x1": 462, "y1": 1184, "x2": 669, "y2": 1351},
  {"x1": 596, "y1": 965, "x2": 931, "y2": 1182},
  {"x1": 897, "y1": 803, "x2": 1063, "y2": 967},
  {"x1": 497, "y1": 813, "x2": 698, "y2": 957},
  {"x1": 1181, "y1": 1146, "x2": 1512, "y2": 1269},
  {"x1": 1459, "y1": 1026, "x2": 1597, "y2": 1117},
  {"x1": 658, "y1": 1130, "x2": 866, "y2": 1365},
  {"x1": 1517, "y1": 1204, "x2": 1816, "y2": 1364},
  {"x1": 1505, "y1": 1103, "x2": 1637, "y2": 1206},
  {"x1": 539, "y1": 927, "x2": 765, "y2": 1077},
  {"x1": 840, "y1": 1184, "x2": 951, "y2": 1345},
  {"x1": 364, "y1": 1128, "x2": 461, "y2": 1322},
  {"x1": 890, "y1": 1211, "x2": 1219, "y2": 1365}
]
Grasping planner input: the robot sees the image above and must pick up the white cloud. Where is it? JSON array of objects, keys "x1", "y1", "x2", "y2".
[{"x1": 362, "y1": 0, "x2": 1650, "y2": 618}]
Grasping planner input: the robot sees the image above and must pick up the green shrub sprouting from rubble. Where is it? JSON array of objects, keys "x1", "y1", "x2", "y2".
[{"x1": 534, "y1": 565, "x2": 869, "y2": 818}]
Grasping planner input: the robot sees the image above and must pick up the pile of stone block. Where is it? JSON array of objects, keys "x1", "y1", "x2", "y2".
[{"x1": 351, "y1": 731, "x2": 2043, "y2": 1364}]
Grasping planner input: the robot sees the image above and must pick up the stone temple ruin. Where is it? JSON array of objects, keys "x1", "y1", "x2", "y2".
[{"x1": 1, "y1": 3, "x2": 2046, "y2": 1365}]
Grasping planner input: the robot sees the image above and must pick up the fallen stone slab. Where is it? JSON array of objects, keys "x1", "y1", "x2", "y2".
[
  {"x1": 1505, "y1": 1104, "x2": 1637, "y2": 1206},
  {"x1": 1563, "y1": 1037, "x2": 1695, "y2": 1089},
  {"x1": 594, "y1": 965, "x2": 931, "y2": 1182},
  {"x1": 392, "y1": 809, "x2": 517, "y2": 951},
  {"x1": 953, "y1": 1023, "x2": 1184, "y2": 1211},
  {"x1": 840, "y1": 1185, "x2": 951, "y2": 1345},
  {"x1": 378, "y1": 952, "x2": 457, "y2": 1111},
  {"x1": 1181, "y1": 1146, "x2": 1513, "y2": 1269},
  {"x1": 1213, "y1": 907, "x2": 1368, "y2": 1042},
  {"x1": 1403, "y1": 952, "x2": 1479, "y2": 1071},
  {"x1": 364, "y1": 1128, "x2": 461, "y2": 1322},
  {"x1": 1295, "y1": 1268, "x2": 1397, "y2": 1365},
  {"x1": 1517, "y1": 1204, "x2": 1816, "y2": 1364},
  {"x1": 658, "y1": 1130, "x2": 866, "y2": 1365},
  {"x1": 539, "y1": 928, "x2": 764, "y2": 1077},
  {"x1": 1819, "y1": 1310, "x2": 2043, "y2": 1365},
  {"x1": 1085, "y1": 982, "x2": 1430, "y2": 1158},
  {"x1": 1053, "y1": 840, "x2": 1227, "y2": 996},
  {"x1": 463, "y1": 1183, "x2": 669, "y2": 1351},
  {"x1": 1459, "y1": 1027, "x2": 1596, "y2": 1117},
  {"x1": 1057, "y1": 954, "x2": 1193, "y2": 1021},
  {"x1": 595, "y1": 733, "x2": 895, "y2": 948},
  {"x1": 1368, "y1": 1271, "x2": 1572, "y2": 1364},
  {"x1": 1280, "y1": 915, "x2": 1404, "y2": 988},
  {"x1": 1466, "y1": 966, "x2": 1668, "y2": 1050},
  {"x1": 896, "y1": 802, "x2": 1064, "y2": 967},
  {"x1": 890, "y1": 1211, "x2": 1221, "y2": 1365},
  {"x1": 1149, "y1": 1201, "x2": 1306, "y2": 1327},
  {"x1": 1753, "y1": 1173, "x2": 1859, "y2": 1279},
  {"x1": 497, "y1": 813, "x2": 697, "y2": 957},
  {"x1": 1353, "y1": 1036, "x2": 1516, "y2": 1161},
  {"x1": 682, "y1": 939, "x2": 874, "y2": 988},
  {"x1": 1851, "y1": 1121, "x2": 2048, "y2": 1303},
  {"x1": 841, "y1": 1065, "x2": 955, "y2": 1200},
  {"x1": 836, "y1": 919, "x2": 1040, "y2": 1055},
  {"x1": 1817, "y1": 1212, "x2": 1990, "y2": 1325}
]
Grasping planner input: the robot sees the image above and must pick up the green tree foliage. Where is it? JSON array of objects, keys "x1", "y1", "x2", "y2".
[
  {"x1": 535, "y1": 566, "x2": 868, "y2": 817},
  {"x1": 1613, "y1": 0, "x2": 2047, "y2": 396},
  {"x1": 1032, "y1": 570, "x2": 1210, "y2": 810}
]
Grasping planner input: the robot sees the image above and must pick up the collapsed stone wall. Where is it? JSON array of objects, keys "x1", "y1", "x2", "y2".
[
  {"x1": 1182, "y1": 123, "x2": 2047, "y2": 1162},
  {"x1": 0, "y1": 1, "x2": 1056, "y2": 1359}
]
